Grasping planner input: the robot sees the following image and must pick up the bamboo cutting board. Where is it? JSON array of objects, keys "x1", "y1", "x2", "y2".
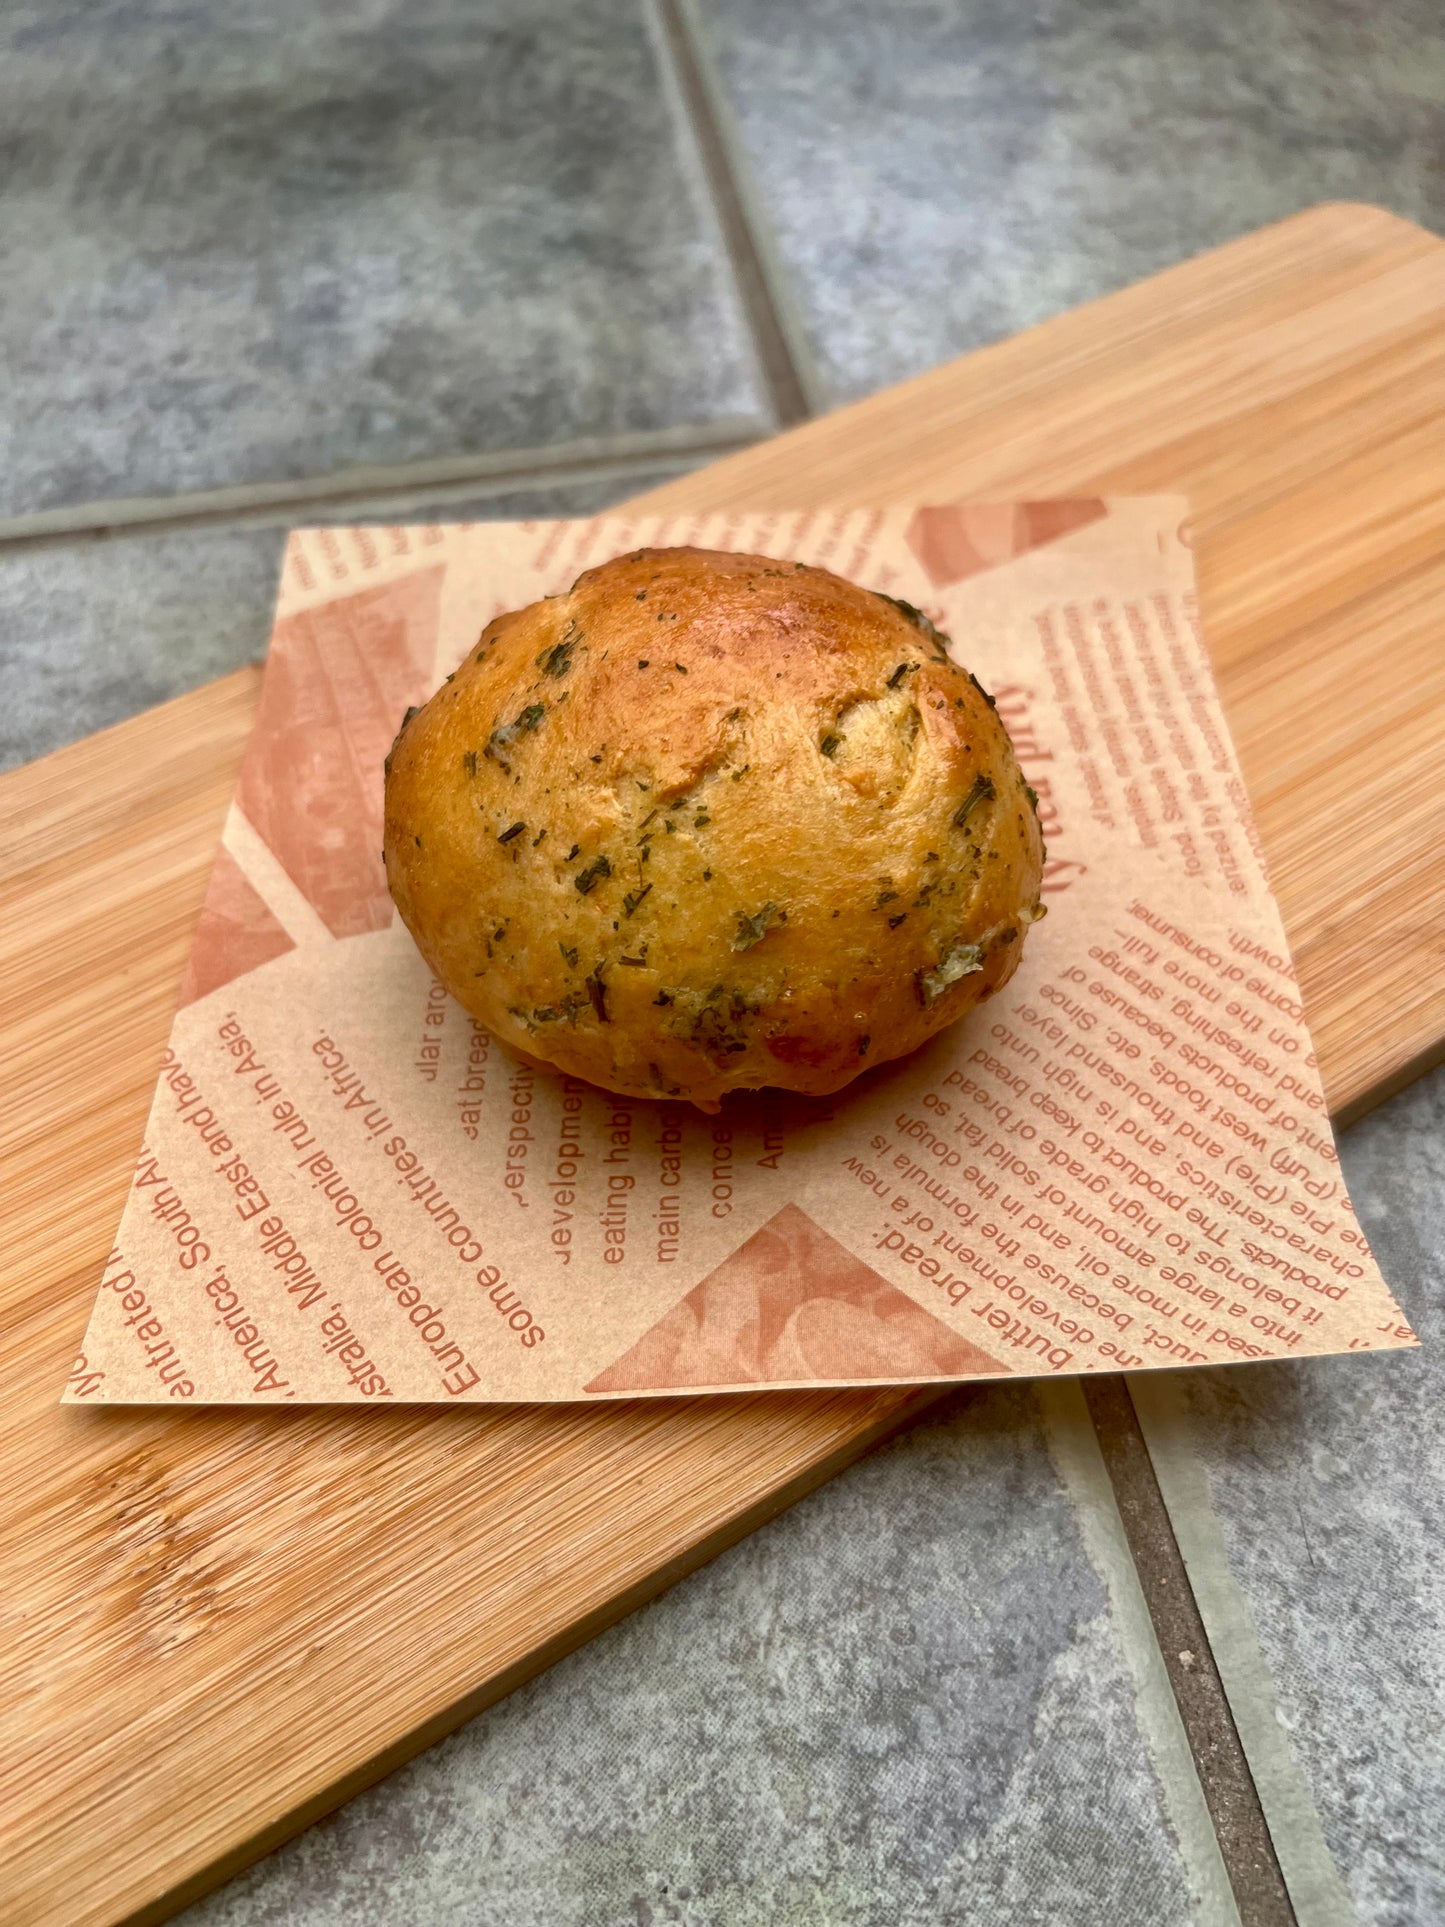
[{"x1": 3, "y1": 202, "x2": 1444, "y2": 1927}]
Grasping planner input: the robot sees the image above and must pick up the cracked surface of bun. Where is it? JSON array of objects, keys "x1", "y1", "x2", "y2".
[{"x1": 384, "y1": 546, "x2": 1045, "y2": 1111}]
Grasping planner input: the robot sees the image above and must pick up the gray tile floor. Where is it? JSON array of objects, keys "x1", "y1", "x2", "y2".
[
  {"x1": 0, "y1": 2, "x2": 766, "y2": 514},
  {"x1": 2, "y1": 2, "x2": 1441, "y2": 1921},
  {"x1": 700, "y1": 0, "x2": 1445, "y2": 403},
  {"x1": 186, "y1": 1387, "x2": 1234, "y2": 1927},
  {"x1": 1138, "y1": 1074, "x2": 1445, "y2": 1927}
]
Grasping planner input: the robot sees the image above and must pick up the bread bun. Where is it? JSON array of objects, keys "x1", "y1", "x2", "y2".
[{"x1": 384, "y1": 547, "x2": 1044, "y2": 1111}]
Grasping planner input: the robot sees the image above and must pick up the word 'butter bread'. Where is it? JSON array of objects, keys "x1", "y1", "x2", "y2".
[{"x1": 384, "y1": 547, "x2": 1045, "y2": 1111}]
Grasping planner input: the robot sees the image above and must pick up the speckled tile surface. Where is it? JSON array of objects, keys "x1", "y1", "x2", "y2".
[
  {"x1": 0, "y1": 468, "x2": 694, "y2": 771},
  {"x1": 0, "y1": 1, "x2": 766, "y2": 517},
  {"x1": 180, "y1": 1387, "x2": 1227, "y2": 1927},
  {"x1": 0, "y1": 523, "x2": 281, "y2": 773},
  {"x1": 696, "y1": 0, "x2": 1445, "y2": 400},
  {"x1": 1138, "y1": 1066, "x2": 1445, "y2": 1925}
]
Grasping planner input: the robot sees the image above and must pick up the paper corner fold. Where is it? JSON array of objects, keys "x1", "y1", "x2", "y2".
[{"x1": 585, "y1": 1201, "x2": 1010, "y2": 1394}]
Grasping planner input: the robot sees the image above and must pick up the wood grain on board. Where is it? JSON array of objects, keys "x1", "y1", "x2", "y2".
[{"x1": 2, "y1": 202, "x2": 1443, "y2": 1927}]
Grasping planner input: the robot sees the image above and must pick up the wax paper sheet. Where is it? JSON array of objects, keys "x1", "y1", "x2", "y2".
[{"x1": 66, "y1": 503, "x2": 1416, "y2": 1403}]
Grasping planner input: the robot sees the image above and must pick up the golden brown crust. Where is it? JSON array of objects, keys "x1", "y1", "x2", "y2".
[{"x1": 384, "y1": 547, "x2": 1044, "y2": 1110}]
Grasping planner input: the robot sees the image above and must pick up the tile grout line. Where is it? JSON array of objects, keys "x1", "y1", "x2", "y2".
[
  {"x1": 1083, "y1": 1376, "x2": 1300, "y2": 1926},
  {"x1": 1129, "y1": 1374, "x2": 1358, "y2": 1927},
  {"x1": 0, "y1": 424, "x2": 764, "y2": 553},
  {"x1": 650, "y1": 0, "x2": 828, "y2": 426},
  {"x1": 1038, "y1": 1381, "x2": 1243, "y2": 1927}
]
